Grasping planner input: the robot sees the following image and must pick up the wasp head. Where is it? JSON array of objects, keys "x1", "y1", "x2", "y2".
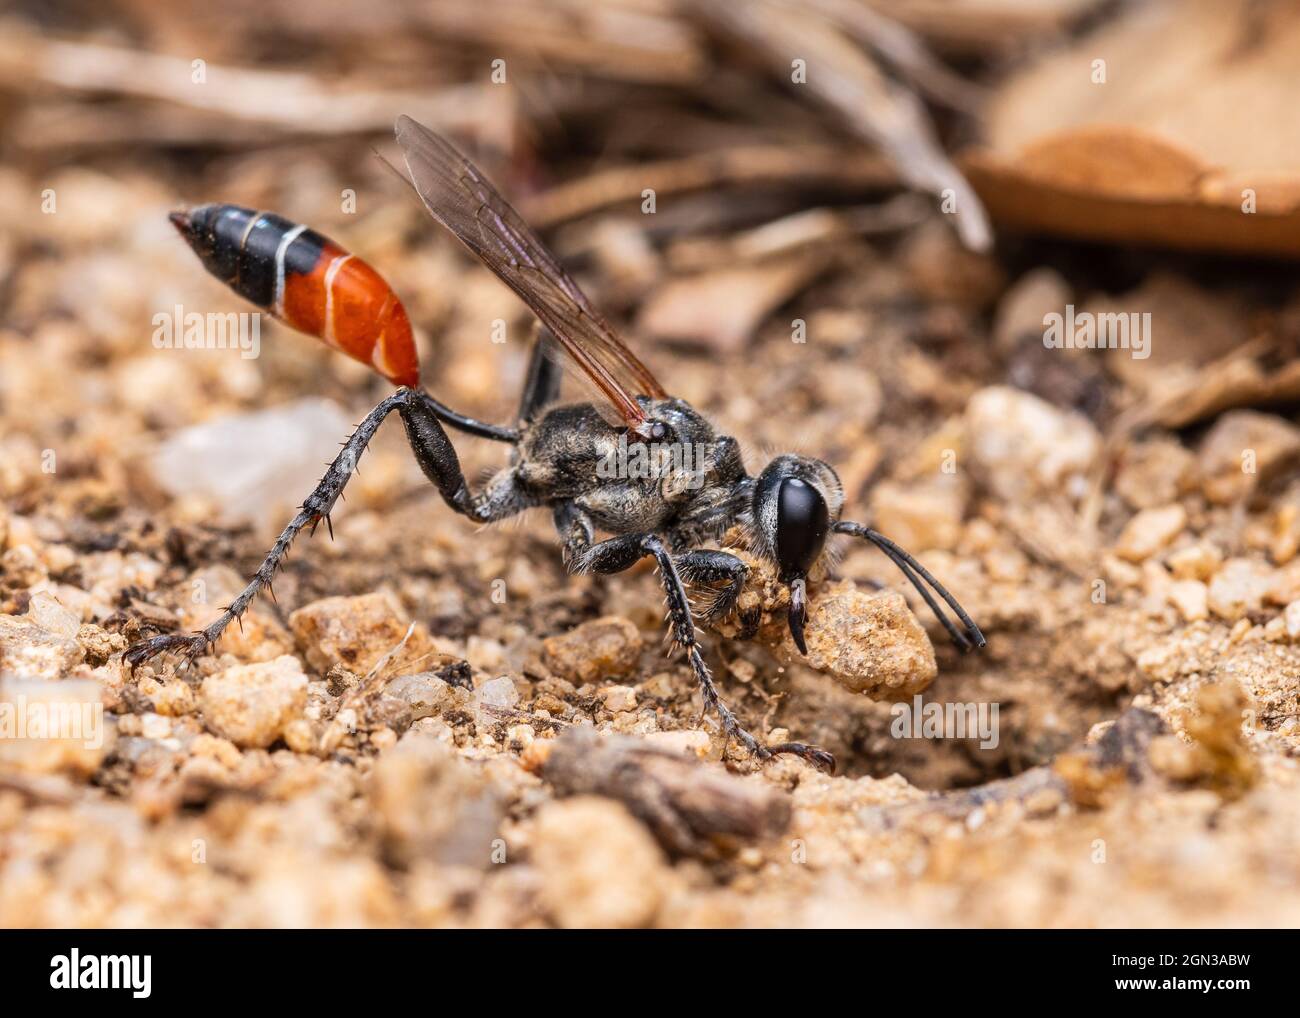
[{"x1": 751, "y1": 454, "x2": 843, "y2": 655}]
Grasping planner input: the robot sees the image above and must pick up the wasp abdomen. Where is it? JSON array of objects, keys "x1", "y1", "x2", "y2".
[{"x1": 170, "y1": 204, "x2": 419, "y2": 388}]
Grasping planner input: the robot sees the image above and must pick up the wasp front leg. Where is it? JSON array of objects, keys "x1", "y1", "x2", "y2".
[
  {"x1": 553, "y1": 504, "x2": 833, "y2": 772},
  {"x1": 675, "y1": 549, "x2": 761, "y2": 637}
]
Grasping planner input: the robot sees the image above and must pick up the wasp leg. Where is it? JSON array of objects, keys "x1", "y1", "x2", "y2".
[
  {"x1": 676, "y1": 549, "x2": 751, "y2": 626},
  {"x1": 553, "y1": 504, "x2": 834, "y2": 772},
  {"x1": 398, "y1": 391, "x2": 531, "y2": 522},
  {"x1": 516, "y1": 328, "x2": 564, "y2": 425},
  {"x1": 126, "y1": 388, "x2": 527, "y2": 669}
]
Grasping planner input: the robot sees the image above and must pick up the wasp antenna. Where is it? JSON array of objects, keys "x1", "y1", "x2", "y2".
[
  {"x1": 834, "y1": 521, "x2": 985, "y2": 651},
  {"x1": 885, "y1": 546, "x2": 973, "y2": 652}
]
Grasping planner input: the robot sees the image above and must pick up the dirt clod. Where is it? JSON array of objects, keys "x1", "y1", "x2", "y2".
[
  {"x1": 7, "y1": 0, "x2": 1300, "y2": 930},
  {"x1": 541, "y1": 616, "x2": 643, "y2": 684},
  {"x1": 710, "y1": 551, "x2": 937, "y2": 699}
]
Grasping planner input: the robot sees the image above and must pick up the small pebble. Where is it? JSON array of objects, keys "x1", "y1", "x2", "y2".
[
  {"x1": 1167, "y1": 543, "x2": 1223, "y2": 581},
  {"x1": 542, "y1": 616, "x2": 643, "y2": 685},
  {"x1": 644, "y1": 730, "x2": 711, "y2": 759},
  {"x1": 1206, "y1": 558, "x2": 1271, "y2": 621},
  {"x1": 1285, "y1": 600, "x2": 1300, "y2": 640},
  {"x1": 385, "y1": 672, "x2": 467, "y2": 720},
  {"x1": 1114, "y1": 504, "x2": 1186, "y2": 562},
  {"x1": 599, "y1": 685, "x2": 638, "y2": 713},
  {"x1": 1167, "y1": 580, "x2": 1209, "y2": 623},
  {"x1": 1199, "y1": 410, "x2": 1300, "y2": 504},
  {"x1": 965, "y1": 385, "x2": 1100, "y2": 502},
  {"x1": 476, "y1": 675, "x2": 520, "y2": 709},
  {"x1": 0, "y1": 614, "x2": 85, "y2": 680},
  {"x1": 0, "y1": 677, "x2": 108, "y2": 775},
  {"x1": 25, "y1": 591, "x2": 81, "y2": 640},
  {"x1": 289, "y1": 591, "x2": 438, "y2": 676},
  {"x1": 139, "y1": 713, "x2": 172, "y2": 740},
  {"x1": 199, "y1": 655, "x2": 308, "y2": 749},
  {"x1": 531, "y1": 797, "x2": 668, "y2": 928},
  {"x1": 149, "y1": 397, "x2": 354, "y2": 530}
]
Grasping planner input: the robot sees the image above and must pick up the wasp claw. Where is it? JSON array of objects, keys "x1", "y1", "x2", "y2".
[
  {"x1": 122, "y1": 632, "x2": 213, "y2": 670},
  {"x1": 767, "y1": 742, "x2": 837, "y2": 774}
]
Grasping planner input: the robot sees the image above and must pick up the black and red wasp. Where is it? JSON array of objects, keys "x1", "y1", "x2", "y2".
[{"x1": 128, "y1": 115, "x2": 985, "y2": 770}]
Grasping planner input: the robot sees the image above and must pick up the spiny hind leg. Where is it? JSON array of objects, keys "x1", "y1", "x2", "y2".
[
  {"x1": 553, "y1": 504, "x2": 833, "y2": 771},
  {"x1": 398, "y1": 389, "x2": 531, "y2": 521},
  {"x1": 126, "y1": 388, "x2": 527, "y2": 668}
]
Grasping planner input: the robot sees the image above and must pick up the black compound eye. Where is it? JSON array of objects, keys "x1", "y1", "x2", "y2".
[{"x1": 775, "y1": 477, "x2": 829, "y2": 580}]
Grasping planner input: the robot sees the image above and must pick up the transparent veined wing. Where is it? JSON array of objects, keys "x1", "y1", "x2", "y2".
[{"x1": 394, "y1": 114, "x2": 667, "y2": 433}]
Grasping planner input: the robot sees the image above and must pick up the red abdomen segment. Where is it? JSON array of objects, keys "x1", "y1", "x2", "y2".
[
  {"x1": 280, "y1": 240, "x2": 420, "y2": 388},
  {"x1": 171, "y1": 204, "x2": 420, "y2": 388}
]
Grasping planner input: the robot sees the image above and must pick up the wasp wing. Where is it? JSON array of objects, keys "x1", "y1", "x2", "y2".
[{"x1": 394, "y1": 115, "x2": 666, "y2": 432}]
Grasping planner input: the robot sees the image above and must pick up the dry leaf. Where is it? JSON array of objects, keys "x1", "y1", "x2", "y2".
[{"x1": 964, "y1": 0, "x2": 1300, "y2": 256}]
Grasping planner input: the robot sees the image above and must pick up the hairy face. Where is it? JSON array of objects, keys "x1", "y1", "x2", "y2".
[{"x1": 750, "y1": 454, "x2": 844, "y2": 653}]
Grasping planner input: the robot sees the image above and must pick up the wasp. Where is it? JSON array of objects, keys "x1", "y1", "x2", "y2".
[{"x1": 128, "y1": 115, "x2": 985, "y2": 770}]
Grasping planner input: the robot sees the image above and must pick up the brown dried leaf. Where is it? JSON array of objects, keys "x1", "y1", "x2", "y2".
[{"x1": 964, "y1": 0, "x2": 1300, "y2": 256}]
